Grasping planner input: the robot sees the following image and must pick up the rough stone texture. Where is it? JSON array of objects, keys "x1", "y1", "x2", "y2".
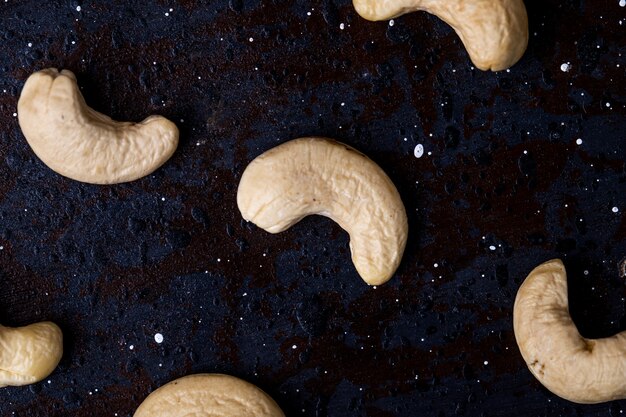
[{"x1": 0, "y1": 1, "x2": 624, "y2": 416}]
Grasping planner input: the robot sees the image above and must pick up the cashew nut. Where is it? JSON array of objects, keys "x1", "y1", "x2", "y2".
[
  {"x1": 133, "y1": 374, "x2": 285, "y2": 417},
  {"x1": 514, "y1": 259, "x2": 626, "y2": 404},
  {"x1": 0, "y1": 322, "x2": 63, "y2": 388},
  {"x1": 352, "y1": 0, "x2": 529, "y2": 71},
  {"x1": 17, "y1": 68, "x2": 179, "y2": 184},
  {"x1": 237, "y1": 137, "x2": 408, "y2": 285}
]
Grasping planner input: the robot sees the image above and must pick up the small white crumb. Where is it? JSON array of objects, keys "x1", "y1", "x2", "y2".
[
  {"x1": 249, "y1": 37, "x2": 254, "y2": 42},
  {"x1": 339, "y1": 23, "x2": 345, "y2": 30},
  {"x1": 484, "y1": 360, "x2": 489, "y2": 365},
  {"x1": 129, "y1": 345, "x2": 134, "y2": 350},
  {"x1": 414, "y1": 144, "x2": 424, "y2": 158},
  {"x1": 489, "y1": 245, "x2": 496, "y2": 251},
  {"x1": 389, "y1": 19, "x2": 394, "y2": 26},
  {"x1": 560, "y1": 62, "x2": 571, "y2": 72},
  {"x1": 154, "y1": 333, "x2": 164, "y2": 344},
  {"x1": 613, "y1": 207, "x2": 619, "y2": 213},
  {"x1": 292, "y1": 344, "x2": 297, "y2": 349},
  {"x1": 76, "y1": 5, "x2": 81, "y2": 11},
  {"x1": 620, "y1": 0, "x2": 626, "y2": 7},
  {"x1": 576, "y1": 138, "x2": 583, "y2": 145}
]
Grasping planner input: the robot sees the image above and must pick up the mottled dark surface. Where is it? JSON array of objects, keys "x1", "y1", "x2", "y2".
[{"x1": 0, "y1": 0, "x2": 625, "y2": 416}]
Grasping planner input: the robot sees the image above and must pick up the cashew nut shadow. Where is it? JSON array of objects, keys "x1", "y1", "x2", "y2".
[
  {"x1": 352, "y1": 0, "x2": 529, "y2": 71},
  {"x1": 514, "y1": 259, "x2": 626, "y2": 404},
  {"x1": 237, "y1": 137, "x2": 408, "y2": 286},
  {"x1": 18, "y1": 68, "x2": 179, "y2": 184}
]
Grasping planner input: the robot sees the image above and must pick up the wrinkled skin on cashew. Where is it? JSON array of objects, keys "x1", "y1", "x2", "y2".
[
  {"x1": 237, "y1": 137, "x2": 408, "y2": 285},
  {"x1": 514, "y1": 259, "x2": 626, "y2": 404},
  {"x1": 133, "y1": 374, "x2": 285, "y2": 417},
  {"x1": 0, "y1": 322, "x2": 63, "y2": 388},
  {"x1": 18, "y1": 68, "x2": 179, "y2": 184},
  {"x1": 352, "y1": 0, "x2": 528, "y2": 71}
]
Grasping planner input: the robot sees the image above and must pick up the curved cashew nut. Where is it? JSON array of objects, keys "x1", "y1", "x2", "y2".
[
  {"x1": 134, "y1": 374, "x2": 285, "y2": 417},
  {"x1": 17, "y1": 68, "x2": 179, "y2": 184},
  {"x1": 237, "y1": 137, "x2": 408, "y2": 285},
  {"x1": 514, "y1": 259, "x2": 626, "y2": 404},
  {"x1": 352, "y1": 0, "x2": 529, "y2": 71},
  {"x1": 0, "y1": 322, "x2": 63, "y2": 388}
]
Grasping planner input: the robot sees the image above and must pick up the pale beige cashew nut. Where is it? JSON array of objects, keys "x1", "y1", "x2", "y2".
[
  {"x1": 17, "y1": 68, "x2": 179, "y2": 184},
  {"x1": 352, "y1": 0, "x2": 529, "y2": 71},
  {"x1": 0, "y1": 322, "x2": 63, "y2": 388},
  {"x1": 133, "y1": 374, "x2": 285, "y2": 417},
  {"x1": 514, "y1": 259, "x2": 626, "y2": 404},
  {"x1": 237, "y1": 137, "x2": 408, "y2": 286}
]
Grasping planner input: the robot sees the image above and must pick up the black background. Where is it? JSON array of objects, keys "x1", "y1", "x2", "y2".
[{"x1": 0, "y1": 0, "x2": 625, "y2": 416}]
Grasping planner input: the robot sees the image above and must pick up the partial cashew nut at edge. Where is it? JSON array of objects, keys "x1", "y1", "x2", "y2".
[
  {"x1": 237, "y1": 137, "x2": 408, "y2": 286},
  {"x1": 17, "y1": 68, "x2": 179, "y2": 185},
  {"x1": 352, "y1": 0, "x2": 529, "y2": 71},
  {"x1": 0, "y1": 322, "x2": 63, "y2": 388},
  {"x1": 514, "y1": 259, "x2": 626, "y2": 404},
  {"x1": 134, "y1": 374, "x2": 285, "y2": 417}
]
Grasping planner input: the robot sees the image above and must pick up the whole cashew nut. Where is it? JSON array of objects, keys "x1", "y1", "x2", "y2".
[
  {"x1": 514, "y1": 259, "x2": 626, "y2": 404},
  {"x1": 352, "y1": 0, "x2": 529, "y2": 71},
  {"x1": 133, "y1": 374, "x2": 285, "y2": 417},
  {"x1": 237, "y1": 137, "x2": 408, "y2": 285},
  {"x1": 0, "y1": 322, "x2": 63, "y2": 388},
  {"x1": 17, "y1": 68, "x2": 179, "y2": 184}
]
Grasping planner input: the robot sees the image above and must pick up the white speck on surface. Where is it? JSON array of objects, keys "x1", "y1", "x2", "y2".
[
  {"x1": 584, "y1": 270, "x2": 589, "y2": 275},
  {"x1": 292, "y1": 344, "x2": 297, "y2": 349},
  {"x1": 389, "y1": 19, "x2": 394, "y2": 26},
  {"x1": 154, "y1": 333, "x2": 164, "y2": 344},
  {"x1": 613, "y1": 207, "x2": 619, "y2": 213},
  {"x1": 339, "y1": 23, "x2": 345, "y2": 30},
  {"x1": 489, "y1": 245, "x2": 496, "y2": 251},
  {"x1": 12, "y1": 112, "x2": 17, "y2": 117},
  {"x1": 129, "y1": 345, "x2": 134, "y2": 350},
  {"x1": 249, "y1": 37, "x2": 254, "y2": 42},
  {"x1": 414, "y1": 144, "x2": 424, "y2": 158},
  {"x1": 76, "y1": 5, "x2": 81, "y2": 11},
  {"x1": 576, "y1": 138, "x2": 583, "y2": 145},
  {"x1": 433, "y1": 263, "x2": 438, "y2": 268},
  {"x1": 560, "y1": 62, "x2": 571, "y2": 72},
  {"x1": 620, "y1": 0, "x2": 626, "y2": 7},
  {"x1": 484, "y1": 360, "x2": 489, "y2": 365},
  {"x1": 27, "y1": 42, "x2": 32, "y2": 47},
  {"x1": 161, "y1": 197, "x2": 165, "y2": 201}
]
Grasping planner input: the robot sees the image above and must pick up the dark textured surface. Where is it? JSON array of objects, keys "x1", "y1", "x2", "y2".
[{"x1": 0, "y1": 0, "x2": 625, "y2": 416}]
